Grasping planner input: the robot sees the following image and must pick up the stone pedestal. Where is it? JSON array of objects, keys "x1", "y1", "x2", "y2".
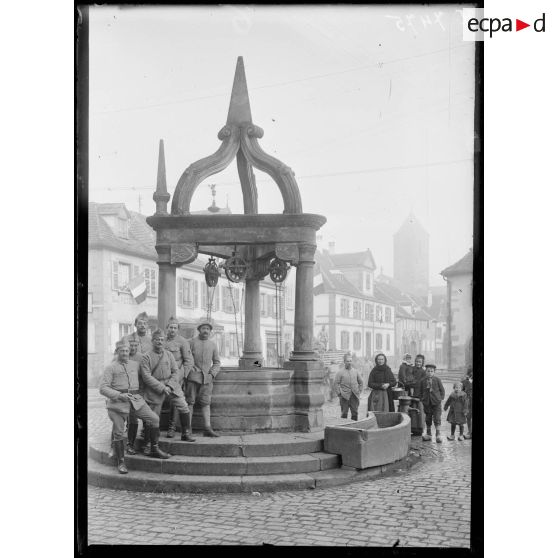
[
  {"x1": 282, "y1": 360, "x2": 325, "y2": 432},
  {"x1": 192, "y1": 369, "x2": 295, "y2": 432}
]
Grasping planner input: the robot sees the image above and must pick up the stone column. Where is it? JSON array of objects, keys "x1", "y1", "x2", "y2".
[
  {"x1": 239, "y1": 278, "x2": 263, "y2": 368},
  {"x1": 157, "y1": 262, "x2": 176, "y2": 329},
  {"x1": 290, "y1": 243, "x2": 318, "y2": 361}
]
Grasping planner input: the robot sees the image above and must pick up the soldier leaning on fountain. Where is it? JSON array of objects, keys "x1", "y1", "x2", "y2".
[
  {"x1": 164, "y1": 316, "x2": 195, "y2": 442},
  {"x1": 140, "y1": 328, "x2": 193, "y2": 456},
  {"x1": 99, "y1": 339, "x2": 161, "y2": 474},
  {"x1": 185, "y1": 321, "x2": 221, "y2": 437}
]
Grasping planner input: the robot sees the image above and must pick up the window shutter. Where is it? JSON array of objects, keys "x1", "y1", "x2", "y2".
[
  {"x1": 201, "y1": 284, "x2": 207, "y2": 310},
  {"x1": 194, "y1": 281, "x2": 199, "y2": 308},
  {"x1": 178, "y1": 278, "x2": 184, "y2": 307},
  {"x1": 133, "y1": 265, "x2": 140, "y2": 280},
  {"x1": 214, "y1": 285, "x2": 220, "y2": 311},
  {"x1": 112, "y1": 262, "x2": 119, "y2": 290}
]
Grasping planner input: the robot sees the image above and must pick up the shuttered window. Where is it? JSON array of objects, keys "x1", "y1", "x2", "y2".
[
  {"x1": 144, "y1": 268, "x2": 157, "y2": 296},
  {"x1": 178, "y1": 278, "x2": 194, "y2": 308},
  {"x1": 112, "y1": 261, "x2": 131, "y2": 291}
]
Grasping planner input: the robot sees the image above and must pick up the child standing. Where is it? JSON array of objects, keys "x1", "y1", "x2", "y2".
[
  {"x1": 444, "y1": 382, "x2": 469, "y2": 441},
  {"x1": 417, "y1": 364, "x2": 445, "y2": 443}
]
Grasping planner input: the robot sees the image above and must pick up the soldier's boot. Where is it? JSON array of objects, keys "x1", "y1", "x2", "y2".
[
  {"x1": 166, "y1": 407, "x2": 179, "y2": 438},
  {"x1": 114, "y1": 439, "x2": 128, "y2": 475},
  {"x1": 351, "y1": 413, "x2": 358, "y2": 421},
  {"x1": 201, "y1": 405, "x2": 220, "y2": 438},
  {"x1": 150, "y1": 427, "x2": 171, "y2": 459},
  {"x1": 107, "y1": 433, "x2": 115, "y2": 459},
  {"x1": 126, "y1": 423, "x2": 138, "y2": 455},
  {"x1": 180, "y1": 412, "x2": 196, "y2": 442},
  {"x1": 422, "y1": 426, "x2": 432, "y2": 441},
  {"x1": 142, "y1": 426, "x2": 152, "y2": 457},
  {"x1": 435, "y1": 428, "x2": 443, "y2": 443},
  {"x1": 341, "y1": 413, "x2": 348, "y2": 419}
]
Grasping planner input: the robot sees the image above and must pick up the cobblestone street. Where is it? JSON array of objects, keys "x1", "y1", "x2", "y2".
[{"x1": 87, "y1": 382, "x2": 471, "y2": 547}]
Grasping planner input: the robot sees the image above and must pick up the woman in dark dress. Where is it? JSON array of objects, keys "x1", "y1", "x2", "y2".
[{"x1": 367, "y1": 353, "x2": 397, "y2": 412}]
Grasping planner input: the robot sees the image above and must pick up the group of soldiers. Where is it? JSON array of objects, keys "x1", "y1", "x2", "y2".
[{"x1": 99, "y1": 312, "x2": 221, "y2": 474}]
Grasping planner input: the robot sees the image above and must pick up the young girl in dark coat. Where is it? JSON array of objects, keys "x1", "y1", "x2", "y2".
[
  {"x1": 444, "y1": 382, "x2": 469, "y2": 441},
  {"x1": 367, "y1": 353, "x2": 397, "y2": 412}
]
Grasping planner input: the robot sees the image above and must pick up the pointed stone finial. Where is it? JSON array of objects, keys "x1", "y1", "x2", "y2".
[
  {"x1": 153, "y1": 139, "x2": 170, "y2": 214},
  {"x1": 226, "y1": 56, "x2": 252, "y2": 125}
]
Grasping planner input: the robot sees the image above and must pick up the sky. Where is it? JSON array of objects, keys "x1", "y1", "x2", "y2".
[{"x1": 89, "y1": 5, "x2": 475, "y2": 287}]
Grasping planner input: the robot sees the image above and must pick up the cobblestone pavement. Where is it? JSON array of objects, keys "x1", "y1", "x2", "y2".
[{"x1": 87, "y1": 382, "x2": 471, "y2": 547}]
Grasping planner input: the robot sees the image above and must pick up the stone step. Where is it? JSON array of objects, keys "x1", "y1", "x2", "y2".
[
  {"x1": 89, "y1": 443, "x2": 339, "y2": 476},
  {"x1": 88, "y1": 454, "x2": 419, "y2": 493},
  {"x1": 135, "y1": 431, "x2": 324, "y2": 457}
]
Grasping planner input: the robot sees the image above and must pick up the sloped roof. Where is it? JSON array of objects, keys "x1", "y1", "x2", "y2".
[
  {"x1": 314, "y1": 250, "x2": 389, "y2": 304},
  {"x1": 374, "y1": 281, "x2": 433, "y2": 321},
  {"x1": 441, "y1": 249, "x2": 473, "y2": 277},
  {"x1": 328, "y1": 249, "x2": 376, "y2": 271},
  {"x1": 89, "y1": 202, "x2": 158, "y2": 260}
]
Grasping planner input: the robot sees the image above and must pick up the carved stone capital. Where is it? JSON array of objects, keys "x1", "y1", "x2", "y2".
[
  {"x1": 170, "y1": 243, "x2": 198, "y2": 265},
  {"x1": 297, "y1": 243, "x2": 316, "y2": 264},
  {"x1": 275, "y1": 243, "x2": 299, "y2": 264},
  {"x1": 247, "y1": 258, "x2": 271, "y2": 281}
]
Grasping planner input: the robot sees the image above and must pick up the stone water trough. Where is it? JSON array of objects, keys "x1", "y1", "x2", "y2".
[{"x1": 323, "y1": 412, "x2": 411, "y2": 469}]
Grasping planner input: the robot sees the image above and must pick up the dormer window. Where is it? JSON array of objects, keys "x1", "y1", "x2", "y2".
[{"x1": 117, "y1": 217, "x2": 129, "y2": 239}]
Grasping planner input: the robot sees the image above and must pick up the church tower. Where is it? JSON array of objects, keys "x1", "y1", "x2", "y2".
[{"x1": 393, "y1": 213, "x2": 429, "y2": 298}]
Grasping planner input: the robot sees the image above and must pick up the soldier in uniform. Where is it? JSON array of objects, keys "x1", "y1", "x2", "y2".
[
  {"x1": 185, "y1": 320, "x2": 221, "y2": 437},
  {"x1": 163, "y1": 316, "x2": 195, "y2": 441},
  {"x1": 122, "y1": 311, "x2": 152, "y2": 355},
  {"x1": 99, "y1": 340, "x2": 162, "y2": 473},
  {"x1": 140, "y1": 328, "x2": 193, "y2": 453},
  {"x1": 124, "y1": 338, "x2": 145, "y2": 454}
]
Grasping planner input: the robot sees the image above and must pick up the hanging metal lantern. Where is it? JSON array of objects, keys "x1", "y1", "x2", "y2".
[
  {"x1": 269, "y1": 258, "x2": 290, "y2": 283},
  {"x1": 203, "y1": 257, "x2": 220, "y2": 287},
  {"x1": 223, "y1": 255, "x2": 247, "y2": 283}
]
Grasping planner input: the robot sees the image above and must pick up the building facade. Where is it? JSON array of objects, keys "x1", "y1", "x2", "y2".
[
  {"x1": 374, "y1": 279, "x2": 437, "y2": 365},
  {"x1": 313, "y1": 249, "x2": 396, "y2": 363},
  {"x1": 441, "y1": 249, "x2": 473, "y2": 371}
]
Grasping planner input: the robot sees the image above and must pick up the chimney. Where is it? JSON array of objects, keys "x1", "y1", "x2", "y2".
[
  {"x1": 316, "y1": 234, "x2": 324, "y2": 251},
  {"x1": 328, "y1": 241, "x2": 335, "y2": 254},
  {"x1": 427, "y1": 290, "x2": 433, "y2": 307}
]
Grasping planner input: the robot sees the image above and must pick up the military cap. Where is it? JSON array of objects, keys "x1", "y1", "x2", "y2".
[
  {"x1": 166, "y1": 316, "x2": 180, "y2": 327},
  {"x1": 197, "y1": 319, "x2": 214, "y2": 331},
  {"x1": 151, "y1": 328, "x2": 165, "y2": 339},
  {"x1": 343, "y1": 353, "x2": 352, "y2": 363},
  {"x1": 134, "y1": 311, "x2": 149, "y2": 325},
  {"x1": 425, "y1": 363, "x2": 437, "y2": 370},
  {"x1": 115, "y1": 339, "x2": 130, "y2": 351}
]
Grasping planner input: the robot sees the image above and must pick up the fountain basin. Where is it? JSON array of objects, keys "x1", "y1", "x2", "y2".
[{"x1": 323, "y1": 412, "x2": 411, "y2": 469}]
